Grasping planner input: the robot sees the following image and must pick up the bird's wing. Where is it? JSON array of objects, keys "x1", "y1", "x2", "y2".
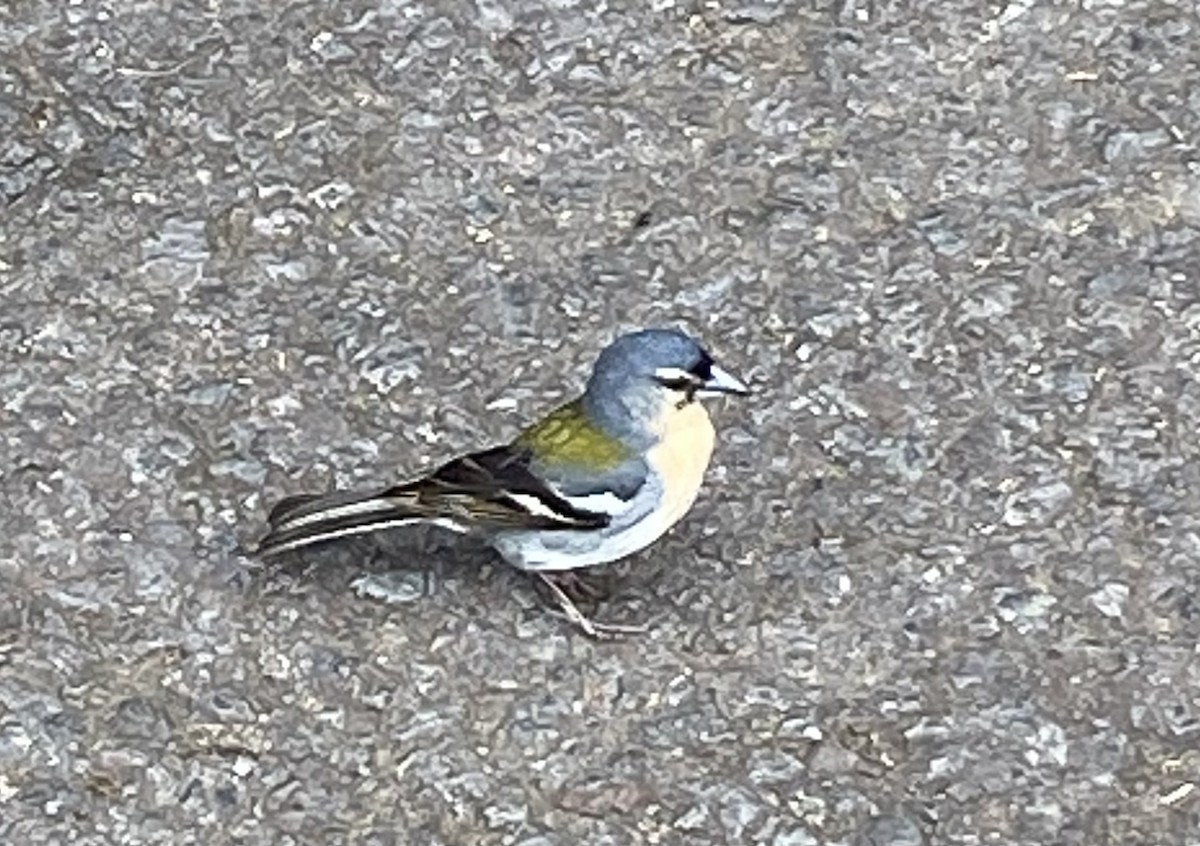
[
  {"x1": 536, "y1": 456, "x2": 650, "y2": 519},
  {"x1": 395, "y1": 443, "x2": 614, "y2": 530},
  {"x1": 511, "y1": 397, "x2": 649, "y2": 516},
  {"x1": 256, "y1": 443, "x2": 611, "y2": 558}
]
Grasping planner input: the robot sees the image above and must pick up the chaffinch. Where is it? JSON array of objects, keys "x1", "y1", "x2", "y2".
[{"x1": 256, "y1": 328, "x2": 750, "y2": 637}]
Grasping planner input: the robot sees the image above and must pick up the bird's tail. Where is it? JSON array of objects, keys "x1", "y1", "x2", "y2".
[
  {"x1": 254, "y1": 444, "x2": 609, "y2": 559},
  {"x1": 254, "y1": 486, "x2": 466, "y2": 558}
]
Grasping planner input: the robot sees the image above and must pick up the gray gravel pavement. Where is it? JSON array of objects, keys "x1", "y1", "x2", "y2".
[{"x1": 3, "y1": 0, "x2": 1199, "y2": 843}]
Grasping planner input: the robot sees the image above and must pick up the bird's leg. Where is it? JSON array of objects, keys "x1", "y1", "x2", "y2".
[
  {"x1": 535, "y1": 573, "x2": 647, "y2": 639},
  {"x1": 543, "y1": 569, "x2": 609, "y2": 602}
]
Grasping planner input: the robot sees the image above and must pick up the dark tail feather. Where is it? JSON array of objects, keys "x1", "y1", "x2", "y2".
[
  {"x1": 255, "y1": 488, "x2": 455, "y2": 558},
  {"x1": 267, "y1": 490, "x2": 379, "y2": 528}
]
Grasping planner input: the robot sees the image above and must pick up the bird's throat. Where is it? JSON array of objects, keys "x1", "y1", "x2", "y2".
[{"x1": 646, "y1": 402, "x2": 716, "y2": 523}]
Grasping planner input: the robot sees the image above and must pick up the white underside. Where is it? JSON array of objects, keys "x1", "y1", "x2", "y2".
[{"x1": 490, "y1": 481, "x2": 681, "y2": 570}]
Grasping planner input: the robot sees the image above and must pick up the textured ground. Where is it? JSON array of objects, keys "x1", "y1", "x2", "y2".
[{"x1": 3, "y1": 0, "x2": 1199, "y2": 843}]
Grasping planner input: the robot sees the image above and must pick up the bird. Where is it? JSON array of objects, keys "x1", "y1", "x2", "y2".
[{"x1": 255, "y1": 327, "x2": 750, "y2": 637}]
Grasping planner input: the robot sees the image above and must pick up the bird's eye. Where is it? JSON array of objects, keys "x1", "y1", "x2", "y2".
[
  {"x1": 690, "y1": 351, "x2": 714, "y2": 382},
  {"x1": 655, "y1": 375, "x2": 694, "y2": 392}
]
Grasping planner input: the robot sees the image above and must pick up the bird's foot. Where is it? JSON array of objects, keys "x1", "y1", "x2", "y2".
[
  {"x1": 542, "y1": 570, "x2": 610, "y2": 602},
  {"x1": 535, "y1": 573, "x2": 647, "y2": 639}
]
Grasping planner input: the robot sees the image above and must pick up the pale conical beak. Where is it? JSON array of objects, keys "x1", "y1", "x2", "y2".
[{"x1": 698, "y1": 363, "x2": 750, "y2": 398}]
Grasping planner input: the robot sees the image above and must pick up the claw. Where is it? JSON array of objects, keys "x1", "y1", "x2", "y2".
[
  {"x1": 542, "y1": 570, "x2": 610, "y2": 602},
  {"x1": 535, "y1": 573, "x2": 647, "y2": 639}
]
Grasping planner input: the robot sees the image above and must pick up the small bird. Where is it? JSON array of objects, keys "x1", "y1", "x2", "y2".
[{"x1": 256, "y1": 328, "x2": 750, "y2": 636}]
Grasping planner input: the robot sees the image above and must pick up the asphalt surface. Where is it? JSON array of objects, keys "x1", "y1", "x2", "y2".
[{"x1": 3, "y1": 0, "x2": 1199, "y2": 843}]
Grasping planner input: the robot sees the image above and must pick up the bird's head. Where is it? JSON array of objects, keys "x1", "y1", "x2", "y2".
[{"x1": 583, "y1": 328, "x2": 749, "y2": 444}]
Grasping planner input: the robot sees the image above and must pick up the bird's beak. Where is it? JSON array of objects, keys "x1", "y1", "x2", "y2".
[{"x1": 698, "y1": 363, "x2": 750, "y2": 398}]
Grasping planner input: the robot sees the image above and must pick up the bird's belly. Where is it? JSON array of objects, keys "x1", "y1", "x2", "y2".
[{"x1": 491, "y1": 519, "x2": 668, "y2": 571}]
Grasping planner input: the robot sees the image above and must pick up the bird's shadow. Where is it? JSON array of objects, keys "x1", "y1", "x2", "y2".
[
  {"x1": 239, "y1": 525, "x2": 493, "y2": 595},
  {"x1": 231, "y1": 525, "x2": 639, "y2": 629}
]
